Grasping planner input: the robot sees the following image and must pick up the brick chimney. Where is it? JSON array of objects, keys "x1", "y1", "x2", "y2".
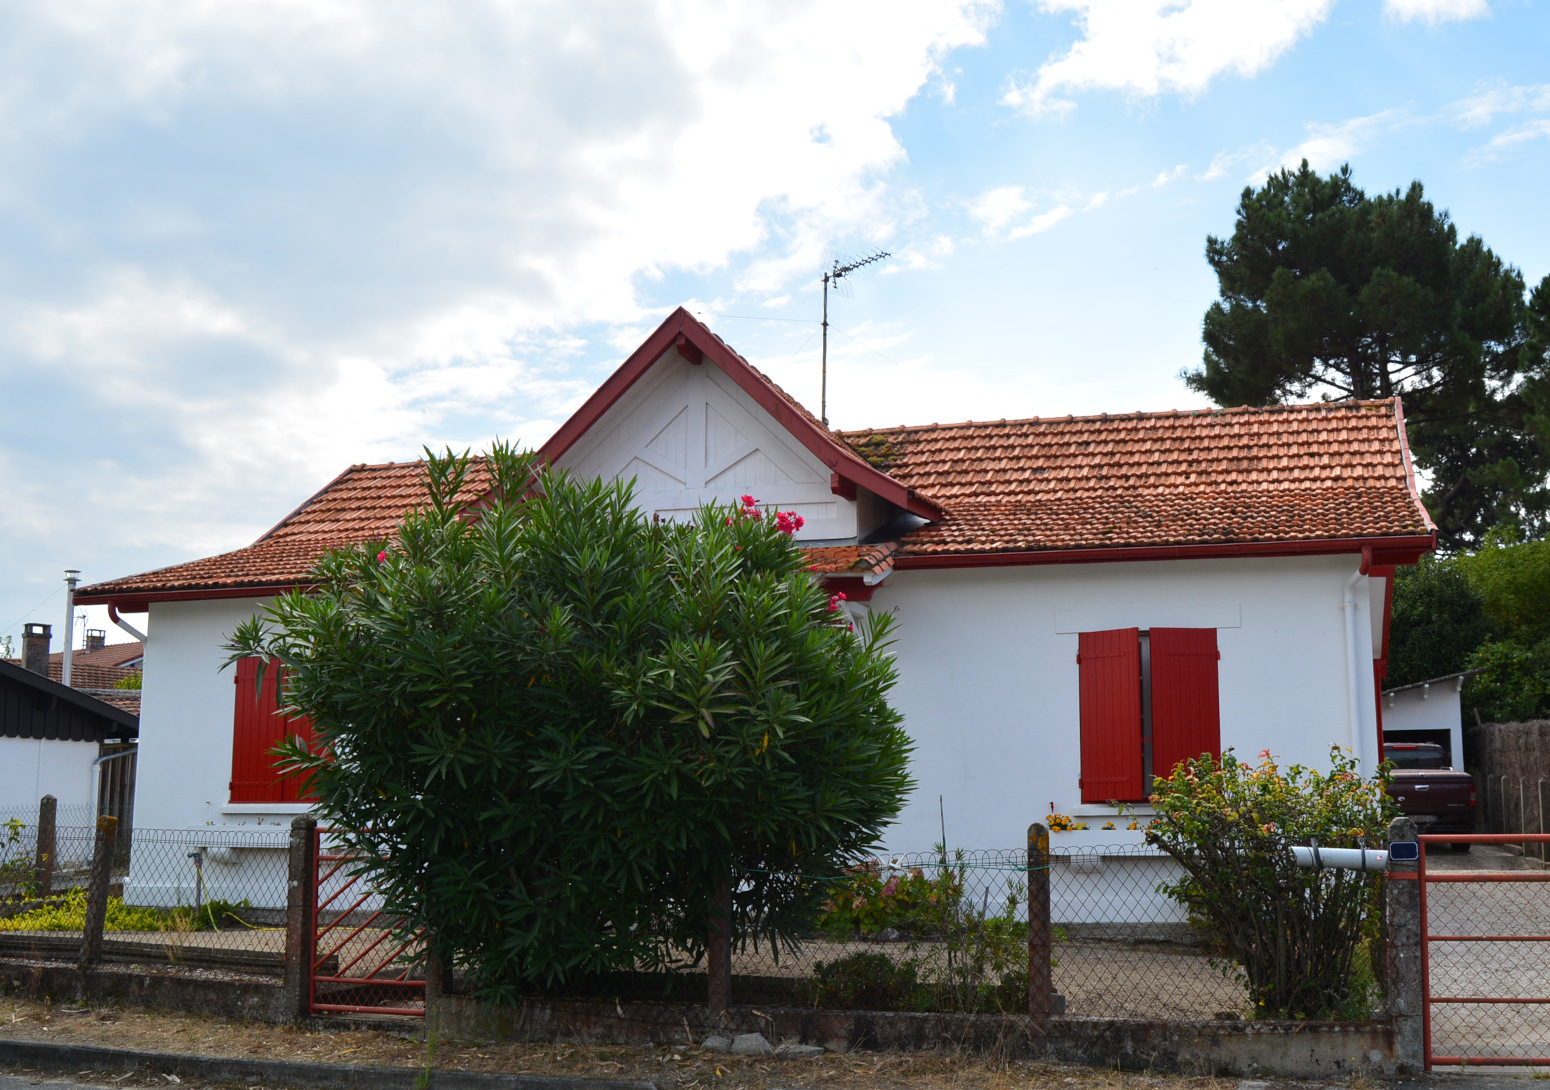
[
  {"x1": 84, "y1": 629, "x2": 106, "y2": 653},
  {"x1": 22, "y1": 623, "x2": 51, "y2": 676}
]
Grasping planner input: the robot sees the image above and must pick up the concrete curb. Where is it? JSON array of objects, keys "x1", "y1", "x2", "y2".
[{"x1": 0, "y1": 1039, "x2": 657, "y2": 1090}]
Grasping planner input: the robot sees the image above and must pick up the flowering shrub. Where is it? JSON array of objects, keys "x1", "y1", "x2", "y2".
[
  {"x1": 811, "y1": 847, "x2": 1030, "y2": 1014},
  {"x1": 1147, "y1": 747, "x2": 1395, "y2": 1020},
  {"x1": 816, "y1": 859, "x2": 962, "y2": 939}
]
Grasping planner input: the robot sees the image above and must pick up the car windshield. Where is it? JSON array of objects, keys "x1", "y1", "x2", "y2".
[{"x1": 1385, "y1": 745, "x2": 1448, "y2": 770}]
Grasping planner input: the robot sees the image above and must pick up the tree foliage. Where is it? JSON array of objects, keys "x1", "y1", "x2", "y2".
[
  {"x1": 1186, "y1": 161, "x2": 1550, "y2": 547},
  {"x1": 1386, "y1": 557, "x2": 1496, "y2": 688},
  {"x1": 1148, "y1": 748, "x2": 1394, "y2": 1020},
  {"x1": 1388, "y1": 533, "x2": 1550, "y2": 722},
  {"x1": 225, "y1": 444, "x2": 914, "y2": 1001}
]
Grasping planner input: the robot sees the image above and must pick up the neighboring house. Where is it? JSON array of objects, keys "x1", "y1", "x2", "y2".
[
  {"x1": 1382, "y1": 671, "x2": 1474, "y2": 771},
  {"x1": 0, "y1": 626, "x2": 139, "y2": 820},
  {"x1": 77, "y1": 309, "x2": 1435, "y2": 868}
]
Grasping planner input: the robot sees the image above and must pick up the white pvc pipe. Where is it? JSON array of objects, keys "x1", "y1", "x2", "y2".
[
  {"x1": 1291, "y1": 844, "x2": 1388, "y2": 872},
  {"x1": 1342, "y1": 565, "x2": 1365, "y2": 762}
]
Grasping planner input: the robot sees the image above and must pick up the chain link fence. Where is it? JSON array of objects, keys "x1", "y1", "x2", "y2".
[
  {"x1": 0, "y1": 817, "x2": 290, "y2": 979},
  {"x1": 434, "y1": 842, "x2": 1251, "y2": 1022}
]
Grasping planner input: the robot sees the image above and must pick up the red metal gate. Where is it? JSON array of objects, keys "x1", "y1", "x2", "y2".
[
  {"x1": 310, "y1": 829, "x2": 426, "y2": 1016},
  {"x1": 1421, "y1": 832, "x2": 1550, "y2": 1068}
]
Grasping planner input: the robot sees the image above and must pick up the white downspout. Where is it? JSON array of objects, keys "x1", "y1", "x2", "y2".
[
  {"x1": 89, "y1": 748, "x2": 136, "y2": 818},
  {"x1": 1342, "y1": 546, "x2": 1373, "y2": 767},
  {"x1": 108, "y1": 603, "x2": 148, "y2": 643}
]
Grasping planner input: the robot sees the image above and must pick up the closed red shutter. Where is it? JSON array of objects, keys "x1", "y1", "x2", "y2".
[
  {"x1": 230, "y1": 656, "x2": 317, "y2": 804},
  {"x1": 1078, "y1": 629, "x2": 1144, "y2": 803},
  {"x1": 1149, "y1": 627, "x2": 1221, "y2": 781}
]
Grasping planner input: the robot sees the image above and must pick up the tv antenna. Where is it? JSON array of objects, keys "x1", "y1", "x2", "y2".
[{"x1": 820, "y1": 249, "x2": 891, "y2": 426}]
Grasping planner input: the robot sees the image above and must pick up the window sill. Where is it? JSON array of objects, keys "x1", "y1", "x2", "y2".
[
  {"x1": 221, "y1": 803, "x2": 315, "y2": 815},
  {"x1": 1070, "y1": 804, "x2": 1155, "y2": 817}
]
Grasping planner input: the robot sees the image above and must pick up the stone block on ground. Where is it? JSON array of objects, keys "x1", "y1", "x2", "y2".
[
  {"x1": 730, "y1": 1032, "x2": 773, "y2": 1056},
  {"x1": 698, "y1": 1035, "x2": 731, "y2": 1053},
  {"x1": 774, "y1": 1043, "x2": 825, "y2": 1059}
]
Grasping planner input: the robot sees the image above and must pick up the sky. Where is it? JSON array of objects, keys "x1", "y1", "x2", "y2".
[{"x1": 1, "y1": 0, "x2": 1548, "y2": 652}]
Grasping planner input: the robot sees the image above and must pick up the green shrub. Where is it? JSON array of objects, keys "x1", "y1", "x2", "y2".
[
  {"x1": 227, "y1": 446, "x2": 913, "y2": 1002},
  {"x1": 799, "y1": 951, "x2": 929, "y2": 1011},
  {"x1": 1148, "y1": 747, "x2": 1394, "y2": 1020},
  {"x1": 0, "y1": 890, "x2": 253, "y2": 933},
  {"x1": 112, "y1": 672, "x2": 142, "y2": 690}
]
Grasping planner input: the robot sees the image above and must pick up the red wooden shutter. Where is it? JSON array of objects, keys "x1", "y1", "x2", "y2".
[
  {"x1": 1149, "y1": 627, "x2": 1221, "y2": 781},
  {"x1": 1078, "y1": 629, "x2": 1144, "y2": 803},
  {"x1": 230, "y1": 656, "x2": 317, "y2": 804}
]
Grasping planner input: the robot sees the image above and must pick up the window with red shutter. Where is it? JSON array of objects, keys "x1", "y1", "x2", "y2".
[
  {"x1": 230, "y1": 656, "x2": 317, "y2": 804},
  {"x1": 1148, "y1": 628, "x2": 1221, "y2": 782},
  {"x1": 1077, "y1": 629, "x2": 1145, "y2": 803}
]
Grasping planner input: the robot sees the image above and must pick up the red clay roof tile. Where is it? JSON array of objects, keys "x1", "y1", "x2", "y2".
[
  {"x1": 839, "y1": 400, "x2": 1432, "y2": 556},
  {"x1": 77, "y1": 364, "x2": 1431, "y2": 602}
]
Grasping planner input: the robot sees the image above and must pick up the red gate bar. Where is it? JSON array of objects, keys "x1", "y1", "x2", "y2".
[
  {"x1": 1419, "y1": 832, "x2": 1550, "y2": 1070},
  {"x1": 311, "y1": 829, "x2": 426, "y2": 1018}
]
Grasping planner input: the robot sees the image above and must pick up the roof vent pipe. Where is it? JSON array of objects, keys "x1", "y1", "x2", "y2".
[{"x1": 62, "y1": 570, "x2": 79, "y2": 688}]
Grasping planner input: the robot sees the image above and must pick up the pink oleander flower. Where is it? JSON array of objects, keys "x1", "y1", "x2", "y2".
[
  {"x1": 740, "y1": 494, "x2": 757, "y2": 507},
  {"x1": 376, "y1": 551, "x2": 387, "y2": 563}
]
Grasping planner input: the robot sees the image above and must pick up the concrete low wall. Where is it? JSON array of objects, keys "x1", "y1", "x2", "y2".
[
  {"x1": 430, "y1": 994, "x2": 1395, "y2": 1079},
  {"x1": 0, "y1": 956, "x2": 1399, "y2": 1079},
  {"x1": 0, "y1": 957, "x2": 288, "y2": 1022}
]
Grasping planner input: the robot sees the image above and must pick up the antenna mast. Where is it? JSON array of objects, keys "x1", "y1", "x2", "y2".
[{"x1": 821, "y1": 249, "x2": 891, "y2": 426}]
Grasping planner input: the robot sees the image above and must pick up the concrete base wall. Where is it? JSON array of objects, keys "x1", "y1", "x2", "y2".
[
  {"x1": 0, "y1": 958, "x2": 287, "y2": 1023},
  {"x1": 431, "y1": 994, "x2": 1395, "y2": 1079}
]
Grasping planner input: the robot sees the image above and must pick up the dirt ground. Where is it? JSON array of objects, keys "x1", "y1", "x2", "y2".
[{"x1": 0, "y1": 997, "x2": 1312, "y2": 1090}]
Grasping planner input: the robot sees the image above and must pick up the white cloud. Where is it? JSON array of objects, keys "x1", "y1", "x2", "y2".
[
  {"x1": 968, "y1": 185, "x2": 1034, "y2": 232},
  {"x1": 0, "y1": 0, "x2": 996, "y2": 622},
  {"x1": 1464, "y1": 119, "x2": 1550, "y2": 166},
  {"x1": 1275, "y1": 109, "x2": 1407, "y2": 172},
  {"x1": 1384, "y1": 0, "x2": 1489, "y2": 23},
  {"x1": 1449, "y1": 81, "x2": 1550, "y2": 128},
  {"x1": 1003, "y1": 0, "x2": 1333, "y2": 118},
  {"x1": 1010, "y1": 205, "x2": 1074, "y2": 238}
]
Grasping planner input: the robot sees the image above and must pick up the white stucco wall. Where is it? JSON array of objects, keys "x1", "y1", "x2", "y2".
[
  {"x1": 0, "y1": 738, "x2": 99, "y2": 813},
  {"x1": 134, "y1": 596, "x2": 294, "y2": 832},
  {"x1": 868, "y1": 554, "x2": 1379, "y2": 853}
]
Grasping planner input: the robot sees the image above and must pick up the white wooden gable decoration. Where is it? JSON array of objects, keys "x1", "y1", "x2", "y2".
[{"x1": 555, "y1": 349, "x2": 857, "y2": 540}]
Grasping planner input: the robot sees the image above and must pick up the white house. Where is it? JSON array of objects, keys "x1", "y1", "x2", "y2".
[{"x1": 77, "y1": 309, "x2": 1436, "y2": 907}]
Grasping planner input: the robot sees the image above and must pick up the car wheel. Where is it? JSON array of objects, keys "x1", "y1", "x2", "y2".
[{"x1": 1449, "y1": 843, "x2": 1472, "y2": 853}]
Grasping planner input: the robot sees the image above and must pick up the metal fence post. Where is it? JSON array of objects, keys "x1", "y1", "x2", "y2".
[
  {"x1": 35, "y1": 795, "x2": 56, "y2": 898},
  {"x1": 1385, "y1": 816, "x2": 1423, "y2": 1074},
  {"x1": 283, "y1": 815, "x2": 318, "y2": 1022},
  {"x1": 1027, "y1": 822, "x2": 1053, "y2": 1027},
  {"x1": 78, "y1": 815, "x2": 118, "y2": 972},
  {"x1": 706, "y1": 875, "x2": 732, "y2": 1023}
]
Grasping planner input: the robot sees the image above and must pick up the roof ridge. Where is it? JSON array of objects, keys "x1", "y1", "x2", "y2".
[{"x1": 837, "y1": 398, "x2": 1398, "y2": 437}]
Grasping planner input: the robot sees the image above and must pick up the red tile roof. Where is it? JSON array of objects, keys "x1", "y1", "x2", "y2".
[
  {"x1": 77, "y1": 460, "x2": 491, "y2": 605},
  {"x1": 77, "y1": 332, "x2": 1433, "y2": 605},
  {"x1": 840, "y1": 400, "x2": 1432, "y2": 557}
]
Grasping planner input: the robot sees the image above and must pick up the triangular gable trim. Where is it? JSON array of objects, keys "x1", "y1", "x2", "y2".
[{"x1": 538, "y1": 308, "x2": 943, "y2": 521}]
